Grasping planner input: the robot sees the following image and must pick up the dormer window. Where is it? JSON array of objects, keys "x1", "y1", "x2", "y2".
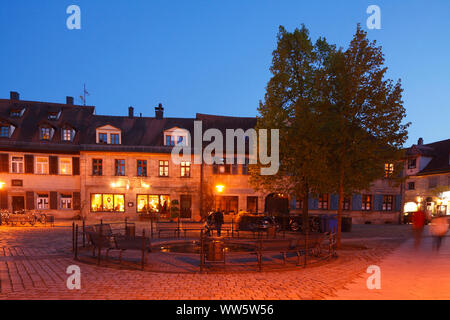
[
  {"x1": 163, "y1": 127, "x2": 189, "y2": 147},
  {"x1": 408, "y1": 158, "x2": 416, "y2": 169},
  {"x1": 0, "y1": 126, "x2": 9, "y2": 138},
  {"x1": 48, "y1": 111, "x2": 61, "y2": 121},
  {"x1": 40, "y1": 126, "x2": 54, "y2": 141},
  {"x1": 62, "y1": 128, "x2": 75, "y2": 142},
  {"x1": 96, "y1": 125, "x2": 122, "y2": 145},
  {"x1": 10, "y1": 108, "x2": 25, "y2": 118}
]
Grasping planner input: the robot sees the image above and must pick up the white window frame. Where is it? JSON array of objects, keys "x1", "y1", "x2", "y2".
[
  {"x1": 163, "y1": 127, "x2": 189, "y2": 147},
  {"x1": 59, "y1": 158, "x2": 72, "y2": 175},
  {"x1": 11, "y1": 155, "x2": 24, "y2": 174},
  {"x1": 35, "y1": 157, "x2": 49, "y2": 175},
  {"x1": 60, "y1": 195, "x2": 72, "y2": 209},
  {"x1": 62, "y1": 128, "x2": 74, "y2": 142},
  {"x1": 37, "y1": 194, "x2": 49, "y2": 210}
]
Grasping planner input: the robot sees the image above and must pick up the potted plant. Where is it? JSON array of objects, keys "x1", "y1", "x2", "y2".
[{"x1": 170, "y1": 200, "x2": 180, "y2": 222}]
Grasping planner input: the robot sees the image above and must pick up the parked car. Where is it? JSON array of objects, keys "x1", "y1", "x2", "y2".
[{"x1": 288, "y1": 215, "x2": 321, "y2": 232}]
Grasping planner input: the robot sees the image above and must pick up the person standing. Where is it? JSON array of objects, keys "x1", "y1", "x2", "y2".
[
  {"x1": 214, "y1": 211, "x2": 224, "y2": 237},
  {"x1": 412, "y1": 210, "x2": 426, "y2": 250},
  {"x1": 430, "y1": 215, "x2": 449, "y2": 251}
]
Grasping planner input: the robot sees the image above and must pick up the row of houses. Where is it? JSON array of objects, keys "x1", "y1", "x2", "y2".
[{"x1": 0, "y1": 92, "x2": 448, "y2": 223}]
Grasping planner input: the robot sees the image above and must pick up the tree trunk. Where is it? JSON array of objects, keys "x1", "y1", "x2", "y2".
[
  {"x1": 336, "y1": 167, "x2": 345, "y2": 249},
  {"x1": 302, "y1": 182, "x2": 309, "y2": 234}
]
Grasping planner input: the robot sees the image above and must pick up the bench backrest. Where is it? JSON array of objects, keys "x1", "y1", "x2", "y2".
[
  {"x1": 85, "y1": 231, "x2": 114, "y2": 248},
  {"x1": 257, "y1": 239, "x2": 292, "y2": 251},
  {"x1": 115, "y1": 236, "x2": 151, "y2": 250},
  {"x1": 94, "y1": 224, "x2": 113, "y2": 236}
]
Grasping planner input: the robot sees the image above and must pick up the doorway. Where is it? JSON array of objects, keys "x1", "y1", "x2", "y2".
[
  {"x1": 12, "y1": 196, "x2": 25, "y2": 213},
  {"x1": 180, "y1": 195, "x2": 192, "y2": 219}
]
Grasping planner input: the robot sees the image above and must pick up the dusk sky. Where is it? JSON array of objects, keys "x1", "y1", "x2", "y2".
[{"x1": 0, "y1": 0, "x2": 449, "y2": 146}]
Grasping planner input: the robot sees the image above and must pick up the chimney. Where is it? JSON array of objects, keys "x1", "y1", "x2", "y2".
[
  {"x1": 155, "y1": 103, "x2": 164, "y2": 120},
  {"x1": 10, "y1": 91, "x2": 19, "y2": 100},
  {"x1": 418, "y1": 137, "x2": 423, "y2": 145},
  {"x1": 128, "y1": 106, "x2": 134, "y2": 118},
  {"x1": 66, "y1": 96, "x2": 74, "y2": 105}
]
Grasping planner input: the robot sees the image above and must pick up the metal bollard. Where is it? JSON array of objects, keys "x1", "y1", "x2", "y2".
[{"x1": 74, "y1": 224, "x2": 79, "y2": 260}]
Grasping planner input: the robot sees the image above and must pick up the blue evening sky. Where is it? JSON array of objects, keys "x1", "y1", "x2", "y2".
[{"x1": 0, "y1": 0, "x2": 449, "y2": 146}]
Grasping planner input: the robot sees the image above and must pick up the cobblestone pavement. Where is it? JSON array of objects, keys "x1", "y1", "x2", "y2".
[
  {"x1": 330, "y1": 228, "x2": 450, "y2": 300},
  {"x1": 0, "y1": 222, "x2": 411, "y2": 300}
]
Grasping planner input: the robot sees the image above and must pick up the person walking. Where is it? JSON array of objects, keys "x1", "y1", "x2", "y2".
[
  {"x1": 429, "y1": 215, "x2": 449, "y2": 251},
  {"x1": 213, "y1": 210, "x2": 224, "y2": 237},
  {"x1": 412, "y1": 209, "x2": 426, "y2": 250}
]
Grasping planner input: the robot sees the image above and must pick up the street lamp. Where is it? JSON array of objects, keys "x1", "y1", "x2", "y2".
[{"x1": 215, "y1": 184, "x2": 225, "y2": 193}]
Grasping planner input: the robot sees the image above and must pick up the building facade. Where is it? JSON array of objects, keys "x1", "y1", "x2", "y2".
[
  {"x1": 0, "y1": 92, "x2": 404, "y2": 223},
  {"x1": 403, "y1": 138, "x2": 450, "y2": 218}
]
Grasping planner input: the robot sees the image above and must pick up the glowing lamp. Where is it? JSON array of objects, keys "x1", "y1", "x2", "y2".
[{"x1": 215, "y1": 184, "x2": 225, "y2": 193}]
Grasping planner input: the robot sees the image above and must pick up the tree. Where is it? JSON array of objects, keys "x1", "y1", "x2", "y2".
[
  {"x1": 250, "y1": 25, "x2": 335, "y2": 232},
  {"x1": 318, "y1": 25, "x2": 409, "y2": 248}
]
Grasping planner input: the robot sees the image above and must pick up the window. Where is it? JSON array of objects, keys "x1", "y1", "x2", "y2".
[
  {"x1": 165, "y1": 135, "x2": 175, "y2": 146},
  {"x1": 213, "y1": 160, "x2": 232, "y2": 175},
  {"x1": 362, "y1": 195, "x2": 372, "y2": 211},
  {"x1": 181, "y1": 161, "x2": 190, "y2": 177},
  {"x1": 37, "y1": 194, "x2": 49, "y2": 210},
  {"x1": 10, "y1": 108, "x2": 24, "y2": 117},
  {"x1": 342, "y1": 196, "x2": 351, "y2": 211},
  {"x1": 98, "y1": 133, "x2": 108, "y2": 144},
  {"x1": 62, "y1": 128, "x2": 74, "y2": 142},
  {"x1": 318, "y1": 194, "x2": 328, "y2": 210},
  {"x1": 91, "y1": 194, "x2": 125, "y2": 212},
  {"x1": 36, "y1": 157, "x2": 49, "y2": 175},
  {"x1": 11, "y1": 156, "x2": 24, "y2": 173},
  {"x1": 111, "y1": 134, "x2": 120, "y2": 145},
  {"x1": 382, "y1": 195, "x2": 394, "y2": 211},
  {"x1": 40, "y1": 127, "x2": 52, "y2": 141},
  {"x1": 48, "y1": 112, "x2": 59, "y2": 121},
  {"x1": 247, "y1": 196, "x2": 258, "y2": 213},
  {"x1": 159, "y1": 160, "x2": 169, "y2": 177},
  {"x1": 59, "y1": 158, "x2": 72, "y2": 175},
  {"x1": 384, "y1": 163, "x2": 394, "y2": 177},
  {"x1": 295, "y1": 199, "x2": 303, "y2": 209},
  {"x1": 0, "y1": 126, "x2": 9, "y2": 138},
  {"x1": 137, "y1": 195, "x2": 170, "y2": 214},
  {"x1": 137, "y1": 160, "x2": 147, "y2": 177},
  {"x1": 92, "y1": 159, "x2": 103, "y2": 176},
  {"x1": 408, "y1": 158, "x2": 416, "y2": 169},
  {"x1": 115, "y1": 159, "x2": 125, "y2": 176},
  {"x1": 177, "y1": 136, "x2": 185, "y2": 146},
  {"x1": 408, "y1": 182, "x2": 415, "y2": 190},
  {"x1": 60, "y1": 194, "x2": 72, "y2": 209}
]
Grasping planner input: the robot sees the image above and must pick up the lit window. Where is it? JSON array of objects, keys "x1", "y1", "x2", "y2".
[
  {"x1": 382, "y1": 195, "x2": 394, "y2": 211},
  {"x1": 181, "y1": 161, "x2": 190, "y2": 177},
  {"x1": 91, "y1": 194, "x2": 124, "y2": 212},
  {"x1": 36, "y1": 157, "x2": 49, "y2": 174},
  {"x1": 362, "y1": 195, "x2": 372, "y2": 211},
  {"x1": 342, "y1": 197, "x2": 351, "y2": 210},
  {"x1": 318, "y1": 194, "x2": 328, "y2": 210},
  {"x1": 177, "y1": 136, "x2": 185, "y2": 145},
  {"x1": 62, "y1": 129, "x2": 74, "y2": 142},
  {"x1": 59, "y1": 158, "x2": 72, "y2": 175},
  {"x1": 37, "y1": 194, "x2": 49, "y2": 210},
  {"x1": 159, "y1": 160, "x2": 169, "y2": 177},
  {"x1": 11, "y1": 156, "x2": 24, "y2": 173},
  {"x1": 60, "y1": 194, "x2": 72, "y2": 209},
  {"x1": 384, "y1": 163, "x2": 394, "y2": 177},
  {"x1": 40, "y1": 127, "x2": 52, "y2": 141}
]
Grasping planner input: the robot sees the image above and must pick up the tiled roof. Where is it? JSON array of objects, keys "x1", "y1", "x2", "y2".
[{"x1": 412, "y1": 139, "x2": 450, "y2": 175}]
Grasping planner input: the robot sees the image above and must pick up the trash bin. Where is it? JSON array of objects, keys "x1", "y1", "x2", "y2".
[
  {"x1": 327, "y1": 215, "x2": 338, "y2": 233},
  {"x1": 207, "y1": 240, "x2": 224, "y2": 261},
  {"x1": 267, "y1": 226, "x2": 276, "y2": 238},
  {"x1": 342, "y1": 217, "x2": 352, "y2": 232},
  {"x1": 125, "y1": 224, "x2": 136, "y2": 238}
]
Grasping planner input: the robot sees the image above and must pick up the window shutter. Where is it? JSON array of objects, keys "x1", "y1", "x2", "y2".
[
  {"x1": 330, "y1": 194, "x2": 339, "y2": 210},
  {"x1": 50, "y1": 192, "x2": 58, "y2": 210},
  {"x1": 72, "y1": 157, "x2": 80, "y2": 175},
  {"x1": 0, "y1": 190, "x2": 8, "y2": 209},
  {"x1": 290, "y1": 196, "x2": 296, "y2": 210},
  {"x1": 352, "y1": 194, "x2": 362, "y2": 211},
  {"x1": 374, "y1": 195, "x2": 383, "y2": 211},
  {"x1": 308, "y1": 195, "x2": 318, "y2": 210},
  {"x1": 0, "y1": 154, "x2": 9, "y2": 173},
  {"x1": 73, "y1": 192, "x2": 81, "y2": 210},
  {"x1": 49, "y1": 156, "x2": 58, "y2": 175},
  {"x1": 25, "y1": 154, "x2": 34, "y2": 174},
  {"x1": 26, "y1": 191, "x2": 35, "y2": 210},
  {"x1": 395, "y1": 195, "x2": 402, "y2": 211}
]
